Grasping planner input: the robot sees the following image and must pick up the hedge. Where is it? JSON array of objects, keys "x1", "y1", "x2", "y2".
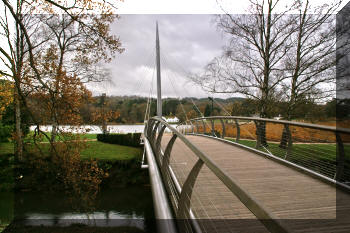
[
  {"x1": 97, "y1": 133, "x2": 142, "y2": 147},
  {"x1": 0, "y1": 123, "x2": 12, "y2": 142}
]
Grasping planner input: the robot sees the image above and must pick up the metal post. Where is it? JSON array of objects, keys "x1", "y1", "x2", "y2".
[
  {"x1": 284, "y1": 124, "x2": 292, "y2": 160},
  {"x1": 195, "y1": 121, "x2": 199, "y2": 134},
  {"x1": 235, "y1": 119, "x2": 240, "y2": 142},
  {"x1": 335, "y1": 132, "x2": 345, "y2": 181},
  {"x1": 202, "y1": 120, "x2": 206, "y2": 134},
  {"x1": 211, "y1": 119, "x2": 215, "y2": 136},
  {"x1": 254, "y1": 120, "x2": 262, "y2": 149},
  {"x1": 220, "y1": 119, "x2": 225, "y2": 138}
]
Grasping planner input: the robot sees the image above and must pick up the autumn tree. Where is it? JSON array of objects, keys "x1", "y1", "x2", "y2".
[
  {"x1": 29, "y1": 13, "x2": 122, "y2": 142},
  {"x1": 0, "y1": 0, "x2": 122, "y2": 209},
  {"x1": 0, "y1": 0, "x2": 123, "y2": 156},
  {"x1": 0, "y1": 79, "x2": 13, "y2": 120}
]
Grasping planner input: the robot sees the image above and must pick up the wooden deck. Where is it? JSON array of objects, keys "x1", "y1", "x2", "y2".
[{"x1": 161, "y1": 134, "x2": 350, "y2": 233}]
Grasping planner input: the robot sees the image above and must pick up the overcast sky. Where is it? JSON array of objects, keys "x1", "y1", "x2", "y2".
[
  {"x1": 89, "y1": 14, "x2": 229, "y2": 99},
  {"x1": 90, "y1": 0, "x2": 347, "y2": 99}
]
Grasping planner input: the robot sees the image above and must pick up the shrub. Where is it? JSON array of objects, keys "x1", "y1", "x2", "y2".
[
  {"x1": 0, "y1": 123, "x2": 12, "y2": 142},
  {"x1": 97, "y1": 133, "x2": 142, "y2": 147}
]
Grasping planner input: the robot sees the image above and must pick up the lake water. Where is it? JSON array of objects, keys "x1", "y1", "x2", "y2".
[
  {"x1": 29, "y1": 124, "x2": 182, "y2": 134},
  {"x1": 0, "y1": 186, "x2": 155, "y2": 232}
]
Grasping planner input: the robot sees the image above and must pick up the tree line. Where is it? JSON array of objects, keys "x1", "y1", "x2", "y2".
[{"x1": 16, "y1": 94, "x2": 337, "y2": 125}]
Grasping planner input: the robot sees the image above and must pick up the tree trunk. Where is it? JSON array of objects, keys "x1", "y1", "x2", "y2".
[
  {"x1": 14, "y1": 87, "x2": 23, "y2": 161},
  {"x1": 50, "y1": 121, "x2": 57, "y2": 143}
]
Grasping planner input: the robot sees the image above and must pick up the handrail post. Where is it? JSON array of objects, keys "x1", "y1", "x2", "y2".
[
  {"x1": 335, "y1": 132, "x2": 345, "y2": 181},
  {"x1": 220, "y1": 119, "x2": 225, "y2": 138},
  {"x1": 254, "y1": 120, "x2": 262, "y2": 149},
  {"x1": 155, "y1": 125, "x2": 167, "y2": 160},
  {"x1": 177, "y1": 159, "x2": 204, "y2": 231},
  {"x1": 235, "y1": 119, "x2": 240, "y2": 142},
  {"x1": 284, "y1": 124, "x2": 292, "y2": 159},
  {"x1": 195, "y1": 120, "x2": 199, "y2": 134},
  {"x1": 162, "y1": 134, "x2": 178, "y2": 174},
  {"x1": 202, "y1": 119, "x2": 206, "y2": 134},
  {"x1": 211, "y1": 119, "x2": 215, "y2": 136},
  {"x1": 151, "y1": 121, "x2": 161, "y2": 145},
  {"x1": 147, "y1": 120, "x2": 155, "y2": 138}
]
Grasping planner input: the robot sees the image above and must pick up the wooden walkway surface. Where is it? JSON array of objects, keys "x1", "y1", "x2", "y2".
[{"x1": 161, "y1": 134, "x2": 350, "y2": 233}]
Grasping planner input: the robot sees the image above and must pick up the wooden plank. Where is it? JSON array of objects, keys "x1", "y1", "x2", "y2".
[{"x1": 161, "y1": 134, "x2": 350, "y2": 233}]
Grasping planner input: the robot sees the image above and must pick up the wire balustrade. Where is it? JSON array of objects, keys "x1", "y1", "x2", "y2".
[
  {"x1": 145, "y1": 117, "x2": 290, "y2": 233},
  {"x1": 178, "y1": 116, "x2": 350, "y2": 188}
]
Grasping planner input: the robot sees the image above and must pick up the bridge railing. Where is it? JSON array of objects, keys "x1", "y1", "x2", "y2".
[
  {"x1": 145, "y1": 116, "x2": 290, "y2": 233},
  {"x1": 178, "y1": 116, "x2": 350, "y2": 188}
]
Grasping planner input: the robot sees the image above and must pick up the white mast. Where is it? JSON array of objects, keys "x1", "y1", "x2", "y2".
[{"x1": 156, "y1": 22, "x2": 162, "y2": 119}]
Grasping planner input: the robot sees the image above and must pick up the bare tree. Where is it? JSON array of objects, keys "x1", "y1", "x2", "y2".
[
  {"x1": 281, "y1": 0, "x2": 341, "y2": 121},
  {"x1": 191, "y1": 0, "x2": 298, "y2": 147},
  {"x1": 192, "y1": 0, "x2": 297, "y2": 118}
]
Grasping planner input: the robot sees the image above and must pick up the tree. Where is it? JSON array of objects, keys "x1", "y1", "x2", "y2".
[
  {"x1": 281, "y1": 0, "x2": 340, "y2": 120},
  {"x1": 192, "y1": 0, "x2": 299, "y2": 147},
  {"x1": 0, "y1": 0, "x2": 123, "y2": 157},
  {"x1": 192, "y1": 0, "x2": 297, "y2": 118},
  {"x1": 0, "y1": 79, "x2": 13, "y2": 120},
  {"x1": 204, "y1": 104, "x2": 211, "y2": 117}
]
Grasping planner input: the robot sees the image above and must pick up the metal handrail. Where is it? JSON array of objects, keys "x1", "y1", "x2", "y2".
[
  {"x1": 188, "y1": 116, "x2": 350, "y2": 134},
  {"x1": 179, "y1": 116, "x2": 350, "y2": 187},
  {"x1": 145, "y1": 116, "x2": 291, "y2": 233},
  {"x1": 143, "y1": 136, "x2": 178, "y2": 233}
]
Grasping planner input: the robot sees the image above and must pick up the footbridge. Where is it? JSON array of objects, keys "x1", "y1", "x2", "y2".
[{"x1": 142, "y1": 116, "x2": 350, "y2": 233}]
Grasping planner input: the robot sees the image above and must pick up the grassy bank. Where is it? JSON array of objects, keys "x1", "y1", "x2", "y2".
[
  {"x1": 0, "y1": 141, "x2": 141, "y2": 161},
  {"x1": 0, "y1": 138, "x2": 147, "y2": 233},
  {"x1": 24, "y1": 132, "x2": 98, "y2": 143}
]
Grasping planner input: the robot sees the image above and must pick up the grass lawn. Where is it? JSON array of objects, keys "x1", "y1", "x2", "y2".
[
  {"x1": 0, "y1": 143, "x2": 14, "y2": 155},
  {"x1": 25, "y1": 132, "x2": 97, "y2": 143},
  {"x1": 0, "y1": 141, "x2": 141, "y2": 161},
  {"x1": 81, "y1": 141, "x2": 142, "y2": 161}
]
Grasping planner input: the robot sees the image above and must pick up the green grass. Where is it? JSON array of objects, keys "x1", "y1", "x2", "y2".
[
  {"x1": 0, "y1": 143, "x2": 14, "y2": 155},
  {"x1": 0, "y1": 141, "x2": 141, "y2": 161},
  {"x1": 81, "y1": 141, "x2": 142, "y2": 161},
  {"x1": 227, "y1": 138, "x2": 337, "y2": 161},
  {"x1": 25, "y1": 132, "x2": 97, "y2": 143}
]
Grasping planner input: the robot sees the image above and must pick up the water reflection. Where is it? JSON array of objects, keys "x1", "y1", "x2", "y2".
[{"x1": 4, "y1": 186, "x2": 155, "y2": 232}]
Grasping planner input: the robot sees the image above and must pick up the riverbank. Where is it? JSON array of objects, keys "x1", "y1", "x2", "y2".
[{"x1": 0, "y1": 136, "x2": 153, "y2": 232}]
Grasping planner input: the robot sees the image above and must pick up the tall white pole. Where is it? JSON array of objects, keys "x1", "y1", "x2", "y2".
[{"x1": 156, "y1": 22, "x2": 162, "y2": 119}]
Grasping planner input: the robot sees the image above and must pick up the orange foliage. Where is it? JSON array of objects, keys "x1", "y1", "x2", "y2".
[
  {"x1": 0, "y1": 80, "x2": 13, "y2": 120},
  {"x1": 196, "y1": 120, "x2": 349, "y2": 143}
]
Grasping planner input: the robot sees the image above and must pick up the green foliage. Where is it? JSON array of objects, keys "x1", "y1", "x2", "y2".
[
  {"x1": 204, "y1": 104, "x2": 211, "y2": 117},
  {"x1": 0, "y1": 153, "x2": 14, "y2": 191},
  {"x1": 0, "y1": 123, "x2": 12, "y2": 142},
  {"x1": 98, "y1": 158, "x2": 148, "y2": 187},
  {"x1": 97, "y1": 133, "x2": 142, "y2": 147}
]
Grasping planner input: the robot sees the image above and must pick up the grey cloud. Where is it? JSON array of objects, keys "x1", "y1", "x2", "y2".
[{"x1": 93, "y1": 14, "x2": 230, "y2": 99}]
